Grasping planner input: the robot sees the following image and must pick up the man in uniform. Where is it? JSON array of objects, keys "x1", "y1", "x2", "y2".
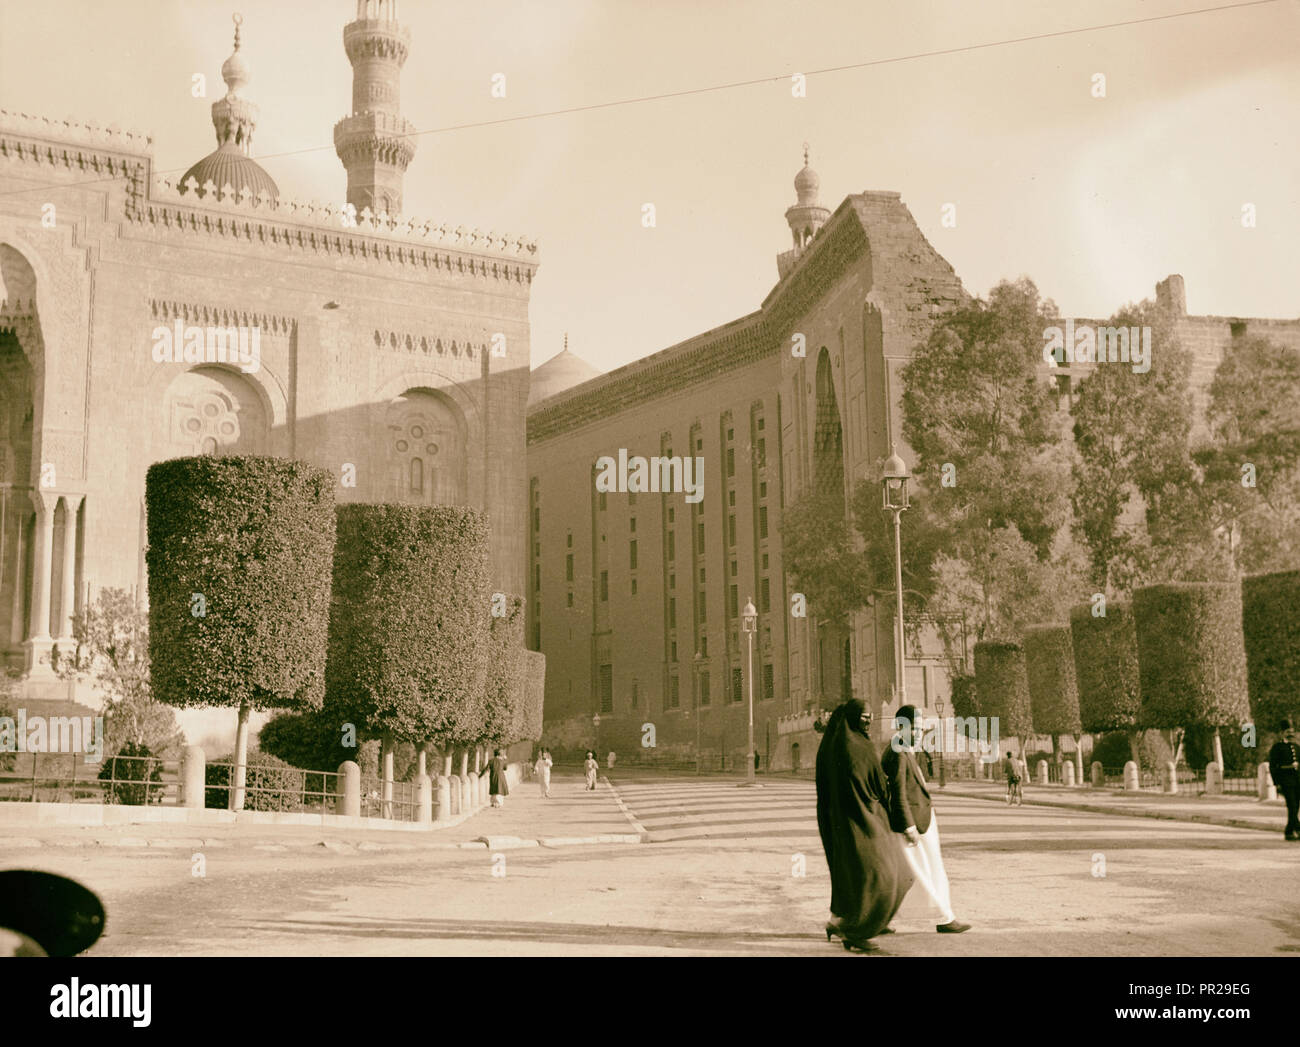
[{"x1": 1267, "y1": 719, "x2": 1300, "y2": 841}]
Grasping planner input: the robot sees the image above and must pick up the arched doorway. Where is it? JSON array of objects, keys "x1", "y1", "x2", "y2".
[{"x1": 0, "y1": 244, "x2": 43, "y2": 669}]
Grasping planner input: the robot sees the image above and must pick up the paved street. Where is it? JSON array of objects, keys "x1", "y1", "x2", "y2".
[{"x1": 2, "y1": 770, "x2": 1296, "y2": 956}]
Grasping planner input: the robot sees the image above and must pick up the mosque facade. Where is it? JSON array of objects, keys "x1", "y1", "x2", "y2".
[{"x1": 0, "y1": 1, "x2": 536, "y2": 743}]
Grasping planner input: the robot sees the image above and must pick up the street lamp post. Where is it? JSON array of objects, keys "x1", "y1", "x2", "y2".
[
  {"x1": 880, "y1": 449, "x2": 911, "y2": 717},
  {"x1": 693, "y1": 651, "x2": 704, "y2": 776},
  {"x1": 936, "y1": 697, "x2": 946, "y2": 787},
  {"x1": 742, "y1": 599, "x2": 758, "y2": 786},
  {"x1": 592, "y1": 714, "x2": 600, "y2": 760}
]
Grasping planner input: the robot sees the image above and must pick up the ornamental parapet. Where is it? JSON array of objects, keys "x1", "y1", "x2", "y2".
[
  {"x1": 0, "y1": 109, "x2": 153, "y2": 154},
  {"x1": 147, "y1": 173, "x2": 538, "y2": 265}
]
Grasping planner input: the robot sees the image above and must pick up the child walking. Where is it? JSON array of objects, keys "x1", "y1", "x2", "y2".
[{"x1": 583, "y1": 750, "x2": 599, "y2": 791}]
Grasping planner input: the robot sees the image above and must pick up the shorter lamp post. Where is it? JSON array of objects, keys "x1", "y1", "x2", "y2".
[
  {"x1": 880, "y1": 450, "x2": 911, "y2": 708},
  {"x1": 742, "y1": 598, "x2": 758, "y2": 786},
  {"x1": 935, "y1": 698, "x2": 946, "y2": 787},
  {"x1": 693, "y1": 651, "x2": 704, "y2": 775},
  {"x1": 592, "y1": 714, "x2": 600, "y2": 759}
]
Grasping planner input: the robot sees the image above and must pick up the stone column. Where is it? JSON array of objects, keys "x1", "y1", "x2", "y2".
[
  {"x1": 1090, "y1": 761, "x2": 1104, "y2": 787},
  {"x1": 416, "y1": 773, "x2": 433, "y2": 824},
  {"x1": 9, "y1": 514, "x2": 26, "y2": 647},
  {"x1": 1122, "y1": 760, "x2": 1139, "y2": 791},
  {"x1": 1062, "y1": 760, "x2": 1076, "y2": 787},
  {"x1": 337, "y1": 761, "x2": 361, "y2": 818},
  {"x1": 1257, "y1": 763, "x2": 1276, "y2": 801},
  {"x1": 56, "y1": 495, "x2": 83, "y2": 643},
  {"x1": 180, "y1": 745, "x2": 205, "y2": 809},
  {"x1": 1205, "y1": 762, "x2": 1223, "y2": 795},
  {"x1": 1161, "y1": 761, "x2": 1177, "y2": 794},
  {"x1": 23, "y1": 490, "x2": 56, "y2": 674},
  {"x1": 1036, "y1": 759, "x2": 1049, "y2": 785},
  {"x1": 435, "y1": 775, "x2": 451, "y2": 821}
]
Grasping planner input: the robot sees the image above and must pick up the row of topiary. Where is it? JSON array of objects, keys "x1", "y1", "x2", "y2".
[
  {"x1": 962, "y1": 572, "x2": 1300, "y2": 774},
  {"x1": 144, "y1": 455, "x2": 544, "y2": 810}
]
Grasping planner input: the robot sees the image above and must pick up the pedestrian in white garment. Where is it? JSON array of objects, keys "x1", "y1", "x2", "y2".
[
  {"x1": 534, "y1": 748, "x2": 553, "y2": 798},
  {"x1": 881, "y1": 704, "x2": 971, "y2": 935}
]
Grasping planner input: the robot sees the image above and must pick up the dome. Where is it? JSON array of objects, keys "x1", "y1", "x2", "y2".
[
  {"x1": 221, "y1": 50, "x2": 251, "y2": 94},
  {"x1": 529, "y1": 348, "x2": 603, "y2": 405},
  {"x1": 794, "y1": 163, "x2": 820, "y2": 206},
  {"x1": 179, "y1": 144, "x2": 279, "y2": 199}
]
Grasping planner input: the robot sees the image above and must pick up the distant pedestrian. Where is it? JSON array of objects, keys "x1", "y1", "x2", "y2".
[
  {"x1": 1268, "y1": 719, "x2": 1300, "y2": 841},
  {"x1": 1004, "y1": 750, "x2": 1023, "y2": 806},
  {"x1": 584, "y1": 750, "x2": 599, "y2": 790},
  {"x1": 487, "y1": 749, "x2": 509, "y2": 808},
  {"x1": 534, "y1": 748, "x2": 553, "y2": 798}
]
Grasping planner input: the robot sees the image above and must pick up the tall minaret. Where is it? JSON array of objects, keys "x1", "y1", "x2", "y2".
[
  {"x1": 333, "y1": 0, "x2": 417, "y2": 215},
  {"x1": 786, "y1": 144, "x2": 830, "y2": 249}
]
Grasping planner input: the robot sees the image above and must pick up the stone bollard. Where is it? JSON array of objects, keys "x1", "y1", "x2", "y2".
[
  {"x1": 480, "y1": 772, "x2": 490, "y2": 806},
  {"x1": 1062, "y1": 760, "x2": 1076, "y2": 787},
  {"x1": 1205, "y1": 762, "x2": 1223, "y2": 795},
  {"x1": 416, "y1": 773, "x2": 433, "y2": 824},
  {"x1": 462, "y1": 772, "x2": 475, "y2": 813},
  {"x1": 1257, "y1": 763, "x2": 1276, "y2": 801},
  {"x1": 1161, "y1": 761, "x2": 1178, "y2": 794},
  {"x1": 181, "y1": 745, "x2": 206, "y2": 809},
  {"x1": 1090, "y1": 761, "x2": 1104, "y2": 788},
  {"x1": 448, "y1": 774, "x2": 462, "y2": 816},
  {"x1": 1123, "y1": 760, "x2": 1139, "y2": 791},
  {"x1": 1036, "y1": 759, "x2": 1049, "y2": 785},
  {"x1": 435, "y1": 775, "x2": 451, "y2": 821},
  {"x1": 337, "y1": 761, "x2": 361, "y2": 818}
]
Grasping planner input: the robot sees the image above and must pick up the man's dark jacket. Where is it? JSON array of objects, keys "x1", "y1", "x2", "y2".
[{"x1": 881, "y1": 744, "x2": 932, "y2": 834}]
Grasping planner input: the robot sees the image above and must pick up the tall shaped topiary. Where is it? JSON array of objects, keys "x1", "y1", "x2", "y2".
[
  {"x1": 1134, "y1": 581, "x2": 1250, "y2": 769},
  {"x1": 1242, "y1": 570, "x2": 1300, "y2": 733},
  {"x1": 146, "y1": 455, "x2": 336, "y2": 811},
  {"x1": 517, "y1": 651, "x2": 546, "y2": 746},
  {"x1": 1023, "y1": 624, "x2": 1083, "y2": 769},
  {"x1": 483, "y1": 594, "x2": 525, "y2": 747},
  {"x1": 326, "y1": 504, "x2": 490, "y2": 783},
  {"x1": 974, "y1": 640, "x2": 1033, "y2": 757},
  {"x1": 1070, "y1": 599, "x2": 1142, "y2": 765}
]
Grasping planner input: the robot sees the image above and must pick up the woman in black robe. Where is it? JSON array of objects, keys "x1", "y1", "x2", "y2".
[
  {"x1": 815, "y1": 699, "x2": 912, "y2": 950},
  {"x1": 487, "y1": 749, "x2": 509, "y2": 808}
]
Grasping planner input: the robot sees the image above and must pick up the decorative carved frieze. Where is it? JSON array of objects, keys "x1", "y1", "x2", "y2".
[
  {"x1": 149, "y1": 299, "x2": 295, "y2": 336},
  {"x1": 372, "y1": 328, "x2": 483, "y2": 361}
]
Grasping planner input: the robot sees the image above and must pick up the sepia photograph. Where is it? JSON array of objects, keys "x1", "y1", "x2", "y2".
[{"x1": 0, "y1": 0, "x2": 1296, "y2": 1024}]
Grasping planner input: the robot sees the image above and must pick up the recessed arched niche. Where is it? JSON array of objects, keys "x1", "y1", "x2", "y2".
[
  {"x1": 162, "y1": 365, "x2": 269, "y2": 457},
  {"x1": 385, "y1": 387, "x2": 466, "y2": 505}
]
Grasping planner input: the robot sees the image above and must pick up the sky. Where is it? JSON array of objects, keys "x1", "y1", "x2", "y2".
[{"x1": 1, "y1": 0, "x2": 1296, "y2": 373}]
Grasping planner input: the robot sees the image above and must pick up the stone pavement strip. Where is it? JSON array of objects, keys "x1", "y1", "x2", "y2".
[
  {"x1": 939, "y1": 779, "x2": 1288, "y2": 833},
  {"x1": 0, "y1": 771, "x2": 638, "y2": 854}
]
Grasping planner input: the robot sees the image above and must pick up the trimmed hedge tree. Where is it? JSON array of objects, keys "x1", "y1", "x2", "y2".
[
  {"x1": 1241, "y1": 570, "x2": 1300, "y2": 731},
  {"x1": 1070, "y1": 599, "x2": 1142, "y2": 764},
  {"x1": 1133, "y1": 582, "x2": 1250, "y2": 769},
  {"x1": 974, "y1": 641, "x2": 1033, "y2": 754},
  {"x1": 1023, "y1": 623, "x2": 1082, "y2": 765},
  {"x1": 516, "y1": 651, "x2": 546, "y2": 745},
  {"x1": 325, "y1": 504, "x2": 490, "y2": 770},
  {"x1": 483, "y1": 594, "x2": 525, "y2": 747},
  {"x1": 146, "y1": 456, "x2": 335, "y2": 810}
]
